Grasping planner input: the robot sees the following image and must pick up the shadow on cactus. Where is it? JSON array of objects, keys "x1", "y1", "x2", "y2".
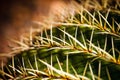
[{"x1": 0, "y1": 0, "x2": 120, "y2": 80}]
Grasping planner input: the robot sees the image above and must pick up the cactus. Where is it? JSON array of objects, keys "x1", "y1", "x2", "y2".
[{"x1": 0, "y1": 0, "x2": 120, "y2": 79}]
